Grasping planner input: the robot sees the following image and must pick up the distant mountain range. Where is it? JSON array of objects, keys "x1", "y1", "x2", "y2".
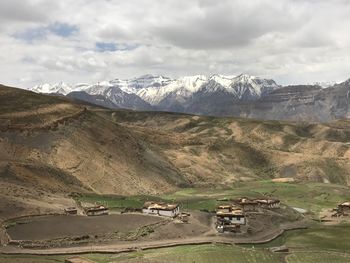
[{"x1": 28, "y1": 74, "x2": 350, "y2": 122}]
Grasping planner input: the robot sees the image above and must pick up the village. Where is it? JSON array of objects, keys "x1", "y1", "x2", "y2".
[
  {"x1": 62, "y1": 197, "x2": 283, "y2": 234},
  {"x1": 1, "y1": 192, "x2": 350, "y2": 263},
  {"x1": 3, "y1": 194, "x2": 350, "y2": 252}
]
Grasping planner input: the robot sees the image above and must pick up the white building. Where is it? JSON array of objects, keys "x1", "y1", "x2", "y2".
[
  {"x1": 216, "y1": 210, "x2": 246, "y2": 225},
  {"x1": 142, "y1": 201, "x2": 180, "y2": 218}
]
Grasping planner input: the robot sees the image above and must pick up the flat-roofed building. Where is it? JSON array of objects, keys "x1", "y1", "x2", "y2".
[
  {"x1": 64, "y1": 207, "x2": 78, "y2": 215},
  {"x1": 142, "y1": 201, "x2": 180, "y2": 218},
  {"x1": 84, "y1": 205, "x2": 109, "y2": 216},
  {"x1": 235, "y1": 198, "x2": 259, "y2": 211}
]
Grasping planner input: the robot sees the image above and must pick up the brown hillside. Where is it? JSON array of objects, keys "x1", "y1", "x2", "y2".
[{"x1": 0, "y1": 84, "x2": 350, "y2": 219}]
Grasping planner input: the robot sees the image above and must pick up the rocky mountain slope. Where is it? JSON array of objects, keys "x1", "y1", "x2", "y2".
[
  {"x1": 234, "y1": 81, "x2": 350, "y2": 122},
  {"x1": 30, "y1": 74, "x2": 281, "y2": 113},
  {"x1": 1, "y1": 84, "x2": 350, "y2": 219},
  {"x1": 29, "y1": 74, "x2": 350, "y2": 122}
]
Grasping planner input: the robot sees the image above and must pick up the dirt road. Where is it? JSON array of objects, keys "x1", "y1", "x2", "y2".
[{"x1": 0, "y1": 221, "x2": 307, "y2": 255}]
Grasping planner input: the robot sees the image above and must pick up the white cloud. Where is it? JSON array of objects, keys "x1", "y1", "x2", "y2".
[{"x1": 1, "y1": 0, "x2": 350, "y2": 88}]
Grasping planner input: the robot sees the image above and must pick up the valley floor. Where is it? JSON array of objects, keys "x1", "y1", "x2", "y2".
[{"x1": 1, "y1": 180, "x2": 350, "y2": 262}]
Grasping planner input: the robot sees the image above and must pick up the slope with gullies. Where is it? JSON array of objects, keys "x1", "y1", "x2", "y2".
[
  {"x1": 109, "y1": 111, "x2": 350, "y2": 185},
  {"x1": 0, "y1": 84, "x2": 350, "y2": 219}
]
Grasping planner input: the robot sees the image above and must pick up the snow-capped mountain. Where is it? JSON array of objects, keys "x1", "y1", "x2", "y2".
[
  {"x1": 26, "y1": 74, "x2": 350, "y2": 121},
  {"x1": 136, "y1": 75, "x2": 208, "y2": 105},
  {"x1": 29, "y1": 74, "x2": 280, "y2": 112},
  {"x1": 31, "y1": 82, "x2": 74, "y2": 95}
]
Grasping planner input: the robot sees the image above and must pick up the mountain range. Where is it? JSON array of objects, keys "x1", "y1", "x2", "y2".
[{"x1": 29, "y1": 74, "x2": 350, "y2": 122}]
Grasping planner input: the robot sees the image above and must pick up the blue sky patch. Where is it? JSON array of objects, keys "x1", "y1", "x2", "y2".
[
  {"x1": 95, "y1": 42, "x2": 117, "y2": 52},
  {"x1": 95, "y1": 42, "x2": 139, "y2": 52},
  {"x1": 13, "y1": 22, "x2": 78, "y2": 42},
  {"x1": 48, "y1": 22, "x2": 78, "y2": 37}
]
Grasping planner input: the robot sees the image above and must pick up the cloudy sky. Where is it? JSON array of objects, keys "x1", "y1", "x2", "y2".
[{"x1": 1, "y1": 0, "x2": 350, "y2": 88}]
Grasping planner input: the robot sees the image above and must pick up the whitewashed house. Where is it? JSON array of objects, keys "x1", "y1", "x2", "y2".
[
  {"x1": 216, "y1": 207, "x2": 246, "y2": 225},
  {"x1": 142, "y1": 201, "x2": 180, "y2": 218},
  {"x1": 216, "y1": 204, "x2": 246, "y2": 232}
]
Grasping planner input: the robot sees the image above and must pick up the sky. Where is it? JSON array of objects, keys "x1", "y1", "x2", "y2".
[{"x1": 1, "y1": 0, "x2": 350, "y2": 88}]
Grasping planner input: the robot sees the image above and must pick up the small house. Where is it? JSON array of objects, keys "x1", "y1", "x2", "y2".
[
  {"x1": 256, "y1": 199, "x2": 280, "y2": 209},
  {"x1": 179, "y1": 212, "x2": 190, "y2": 223},
  {"x1": 216, "y1": 204, "x2": 246, "y2": 232},
  {"x1": 338, "y1": 202, "x2": 350, "y2": 215},
  {"x1": 64, "y1": 207, "x2": 77, "y2": 215},
  {"x1": 84, "y1": 205, "x2": 109, "y2": 216},
  {"x1": 235, "y1": 198, "x2": 259, "y2": 211},
  {"x1": 216, "y1": 204, "x2": 232, "y2": 213},
  {"x1": 142, "y1": 201, "x2": 180, "y2": 218}
]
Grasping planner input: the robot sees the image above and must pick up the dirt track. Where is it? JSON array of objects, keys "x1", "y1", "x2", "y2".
[{"x1": 0, "y1": 220, "x2": 307, "y2": 256}]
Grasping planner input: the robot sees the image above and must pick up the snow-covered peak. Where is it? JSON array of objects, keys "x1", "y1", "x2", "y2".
[
  {"x1": 28, "y1": 73, "x2": 280, "y2": 106},
  {"x1": 176, "y1": 75, "x2": 208, "y2": 91},
  {"x1": 209, "y1": 74, "x2": 236, "y2": 87},
  {"x1": 227, "y1": 74, "x2": 279, "y2": 99},
  {"x1": 199, "y1": 74, "x2": 279, "y2": 99},
  {"x1": 135, "y1": 75, "x2": 208, "y2": 105},
  {"x1": 109, "y1": 74, "x2": 173, "y2": 94},
  {"x1": 235, "y1": 73, "x2": 257, "y2": 82},
  {"x1": 31, "y1": 82, "x2": 73, "y2": 95}
]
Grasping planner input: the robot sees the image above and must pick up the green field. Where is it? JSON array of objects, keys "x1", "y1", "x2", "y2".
[
  {"x1": 76, "y1": 180, "x2": 350, "y2": 215},
  {"x1": 0, "y1": 245, "x2": 282, "y2": 263},
  {"x1": 2, "y1": 224, "x2": 350, "y2": 263}
]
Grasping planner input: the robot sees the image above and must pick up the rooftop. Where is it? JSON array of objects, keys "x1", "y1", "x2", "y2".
[
  {"x1": 217, "y1": 209, "x2": 244, "y2": 216},
  {"x1": 237, "y1": 198, "x2": 259, "y2": 205},
  {"x1": 216, "y1": 204, "x2": 244, "y2": 216},
  {"x1": 84, "y1": 205, "x2": 108, "y2": 212},
  {"x1": 256, "y1": 199, "x2": 280, "y2": 204},
  {"x1": 143, "y1": 201, "x2": 179, "y2": 211}
]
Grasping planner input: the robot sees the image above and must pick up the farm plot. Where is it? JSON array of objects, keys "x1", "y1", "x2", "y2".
[{"x1": 6, "y1": 214, "x2": 165, "y2": 241}]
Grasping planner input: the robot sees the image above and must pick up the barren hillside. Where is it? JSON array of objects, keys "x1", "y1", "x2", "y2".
[{"x1": 1, "y1": 84, "x2": 350, "y2": 220}]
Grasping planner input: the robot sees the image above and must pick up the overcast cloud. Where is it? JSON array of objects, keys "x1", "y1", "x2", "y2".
[{"x1": 1, "y1": 0, "x2": 350, "y2": 88}]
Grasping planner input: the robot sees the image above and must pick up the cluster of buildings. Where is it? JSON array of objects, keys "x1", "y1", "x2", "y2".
[
  {"x1": 64, "y1": 202, "x2": 181, "y2": 218},
  {"x1": 216, "y1": 197, "x2": 280, "y2": 232},
  {"x1": 63, "y1": 197, "x2": 282, "y2": 234},
  {"x1": 235, "y1": 198, "x2": 280, "y2": 210}
]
